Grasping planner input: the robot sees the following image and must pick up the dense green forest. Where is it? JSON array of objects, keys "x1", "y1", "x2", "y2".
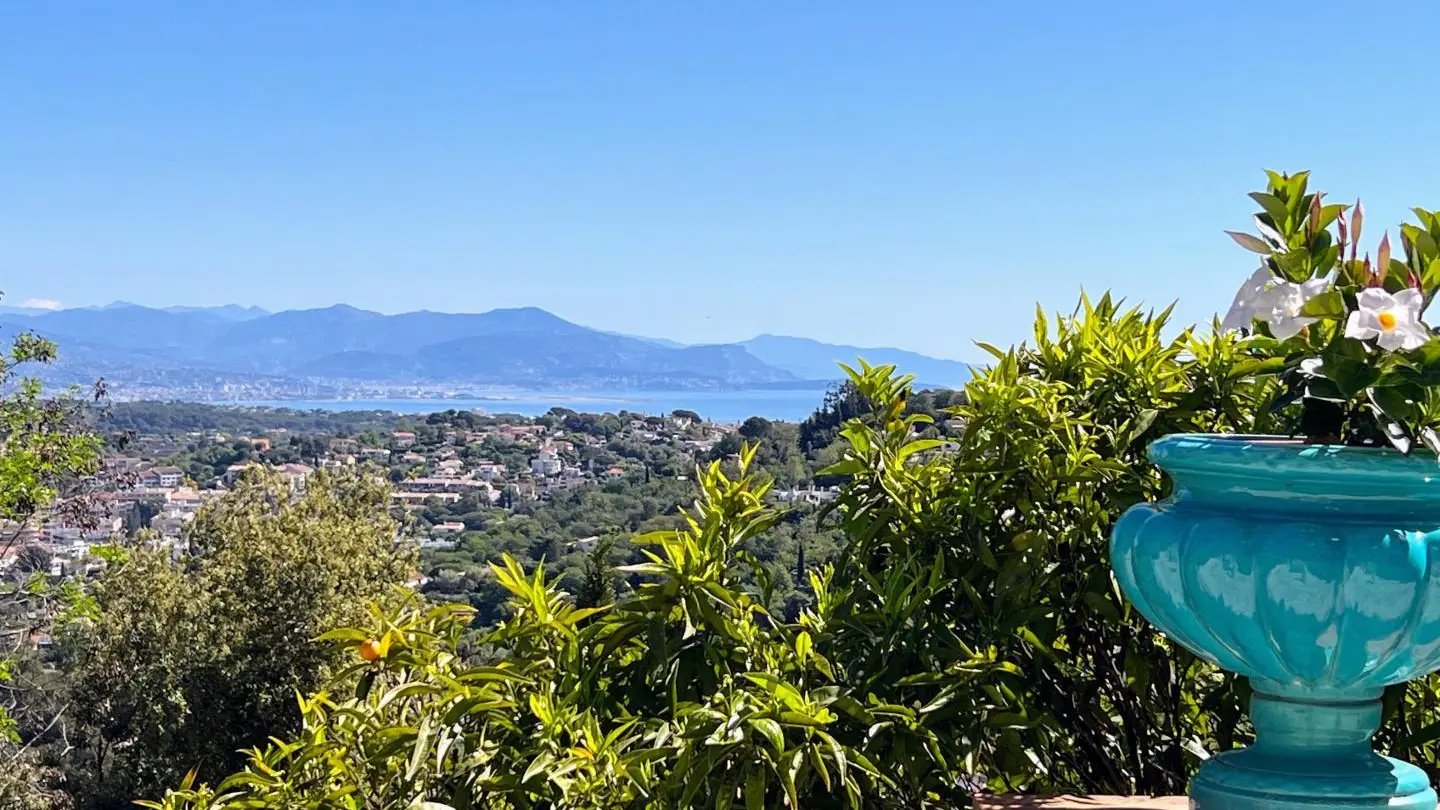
[{"x1": 99, "y1": 401, "x2": 405, "y2": 435}]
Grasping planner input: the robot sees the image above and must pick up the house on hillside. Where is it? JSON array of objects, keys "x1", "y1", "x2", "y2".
[
  {"x1": 104, "y1": 456, "x2": 145, "y2": 476},
  {"x1": 222, "y1": 463, "x2": 259, "y2": 486},
  {"x1": 46, "y1": 516, "x2": 123, "y2": 544},
  {"x1": 391, "y1": 491, "x2": 462, "y2": 511},
  {"x1": 403, "y1": 477, "x2": 487, "y2": 494},
  {"x1": 140, "y1": 465, "x2": 184, "y2": 488},
  {"x1": 530, "y1": 450, "x2": 563, "y2": 477},
  {"x1": 568, "y1": 536, "x2": 601, "y2": 553},
  {"x1": 773, "y1": 487, "x2": 840, "y2": 505},
  {"x1": 279, "y1": 463, "x2": 313, "y2": 493},
  {"x1": 167, "y1": 487, "x2": 204, "y2": 510},
  {"x1": 151, "y1": 510, "x2": 192, "y2": 539}
]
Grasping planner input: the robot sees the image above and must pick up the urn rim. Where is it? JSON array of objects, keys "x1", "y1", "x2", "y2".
[{"x1": 1149, "y1": 433, "x2": 1440, "y2": 508}]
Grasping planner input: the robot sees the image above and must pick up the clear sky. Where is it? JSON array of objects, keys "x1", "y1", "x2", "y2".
[{"x1": 6, "y1": 2, "x2": 1440, "y2": 361}]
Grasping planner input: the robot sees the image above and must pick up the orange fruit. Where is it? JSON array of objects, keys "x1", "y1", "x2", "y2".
[{"x1": 357, "y1": 639, "x2": 384, "y2": 661}]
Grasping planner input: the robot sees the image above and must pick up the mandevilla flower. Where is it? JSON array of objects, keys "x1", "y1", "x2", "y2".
[
  {"x1": 1221, "y1": 266, "x2": 1329, "y2": 339},
  {"x1": 1344, "y1": 288, "x2": 1429, "y2": 351},
  {"x1": 1222, "y1": 266, "x2": 1283, "y2": 331},
  {"x1": 1264, "y1": 277, "x2": 1330, "y2": 339}
]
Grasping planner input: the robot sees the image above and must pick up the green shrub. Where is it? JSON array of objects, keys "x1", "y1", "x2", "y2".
[
  {"x1": 819, "y1": 294, "x2": 1280, "y2": 796},
  {"x1": 145, "y1": 449, "x2": 913, "y2": 809},
  {"x1": 64, "y1": 468, "x2": 415, "y2": 807}
]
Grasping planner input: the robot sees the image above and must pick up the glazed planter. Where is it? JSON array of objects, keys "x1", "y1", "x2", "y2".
[{"x1": 1111, "y1": 434, "x2": 1440, "y2": 810}]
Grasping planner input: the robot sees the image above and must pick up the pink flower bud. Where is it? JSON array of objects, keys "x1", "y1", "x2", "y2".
[{"x1": 1352, "y1": 199, "x2": 1365, "y2": 262}]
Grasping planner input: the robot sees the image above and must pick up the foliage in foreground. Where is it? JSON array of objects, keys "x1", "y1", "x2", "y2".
[
  {"x1": 0, "y1": 325, "x2": 105, "y2": 810},
  {"x1": 147, "y1": 446, "x2": 901, "y2": 809},
  {"x1": 140, "y1": 295, "x2": 1306, "y2": 809},
  {"x1": 62, "y1": 468, "x2": 416, "y2": 808}
]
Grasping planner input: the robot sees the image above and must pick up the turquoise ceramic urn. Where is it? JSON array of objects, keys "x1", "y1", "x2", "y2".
[{"x1": 1111, "y1": 434, "x2": 1440, "y2": 810}]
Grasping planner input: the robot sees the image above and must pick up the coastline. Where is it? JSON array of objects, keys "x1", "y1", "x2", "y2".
[{"x1": 194, "y1": 387, "x2": 838, "y2": 423}]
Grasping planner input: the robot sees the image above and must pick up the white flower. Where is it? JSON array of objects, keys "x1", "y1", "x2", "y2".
[
  {"x1": 1263, "y1": 277, "x2": 1330, "y2": 340},
  {"x1": 1223, "y1": 266, "x2": 1330, "y2": 338},
  {"x1": 1222, "y1": 266, "x2": 1283, "y2": 331},
  {"x1": 1345, "y1": 288, "x2": 1430, "y2": 351}
]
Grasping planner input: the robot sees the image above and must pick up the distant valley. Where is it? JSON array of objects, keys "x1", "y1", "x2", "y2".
[{"x1": 0, "y1": 303, "x2": 974, "y2": 401}]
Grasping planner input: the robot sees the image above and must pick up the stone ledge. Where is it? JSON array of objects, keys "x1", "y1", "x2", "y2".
[{"x1": 975, "y1": 796, "x2": 1189, "y2": 810}]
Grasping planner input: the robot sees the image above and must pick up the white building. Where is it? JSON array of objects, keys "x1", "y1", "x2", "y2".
[
  {"x1": 530, "y1": 450, "x2": 563, "y2": 477},
  {"x1": 774, "y1": 487, "x2": 840, "y2": 505},
  {"x1": 142, "y1": 466, "x2": 185, "y2": 488}
]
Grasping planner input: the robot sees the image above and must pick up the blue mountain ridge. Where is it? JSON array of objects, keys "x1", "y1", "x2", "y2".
[{"x1": 0, "y1": 303, "x2": 972, "y2": 392}]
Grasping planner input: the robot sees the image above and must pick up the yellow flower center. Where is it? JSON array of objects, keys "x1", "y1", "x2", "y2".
[{"x1": 1379, "y1": 310, "x2": 1399, "y2": 331}]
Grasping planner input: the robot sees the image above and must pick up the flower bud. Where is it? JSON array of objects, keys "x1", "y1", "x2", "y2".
[
  {"x1": 1352, "y1": 199, "x2": 1365, "y2": 253},
  {"x1": 1379, "y1": 232, "x2": 1392, "y2": 280}
]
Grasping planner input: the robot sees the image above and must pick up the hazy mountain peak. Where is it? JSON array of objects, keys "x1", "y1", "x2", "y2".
[
  {"x1": 4, "y1": 302, "x2": 969, "y2": 394},
  {"x1": 164, "y1": 304, "x2": 270, "y2": 322},
  {"x1": 740, "y1": 334, "x2": 973, "y2": 386},
  {"x1": 314, "y1": 303, "x2": 379, "y2": 315}
]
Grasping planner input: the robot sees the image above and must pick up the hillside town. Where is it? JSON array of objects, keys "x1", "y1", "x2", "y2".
[{"x1": 0, "y1": 406, "x2": 845, "y2": 579}]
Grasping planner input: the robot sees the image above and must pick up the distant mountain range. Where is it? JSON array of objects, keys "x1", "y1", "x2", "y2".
[{"x1": 0, "y1": 303, "x2": 973, "y2": 397}]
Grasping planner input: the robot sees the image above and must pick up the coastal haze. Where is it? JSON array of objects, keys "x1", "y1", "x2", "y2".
[{"x1": 2, "y1": 302, "x2": 974, "y2": 420}]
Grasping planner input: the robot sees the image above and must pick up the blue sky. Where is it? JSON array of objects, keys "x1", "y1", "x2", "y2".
[{"x1": 5, "y1": 2, "x2": 1440, "y2": 361}]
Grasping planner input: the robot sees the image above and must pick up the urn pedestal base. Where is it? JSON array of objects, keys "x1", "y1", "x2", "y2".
[
  {"x1": 1191, "y1": 749, "x2": 1434, "y2": 810},
  {"x1": 1110, "y1": 435, "x2": 1440, "y2": 810},
  {"x1": 1189, "y1": 693, "x2": 1436, "y2": 810}
]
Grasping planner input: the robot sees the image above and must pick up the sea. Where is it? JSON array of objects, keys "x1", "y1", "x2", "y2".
[{"x1": 244, "y1": 387, "x2": 836, "y2": 424}]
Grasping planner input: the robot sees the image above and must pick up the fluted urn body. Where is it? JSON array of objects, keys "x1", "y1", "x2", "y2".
[{"x1": 1111, "y1": 434, "x2": 1440, "y2": 810}]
